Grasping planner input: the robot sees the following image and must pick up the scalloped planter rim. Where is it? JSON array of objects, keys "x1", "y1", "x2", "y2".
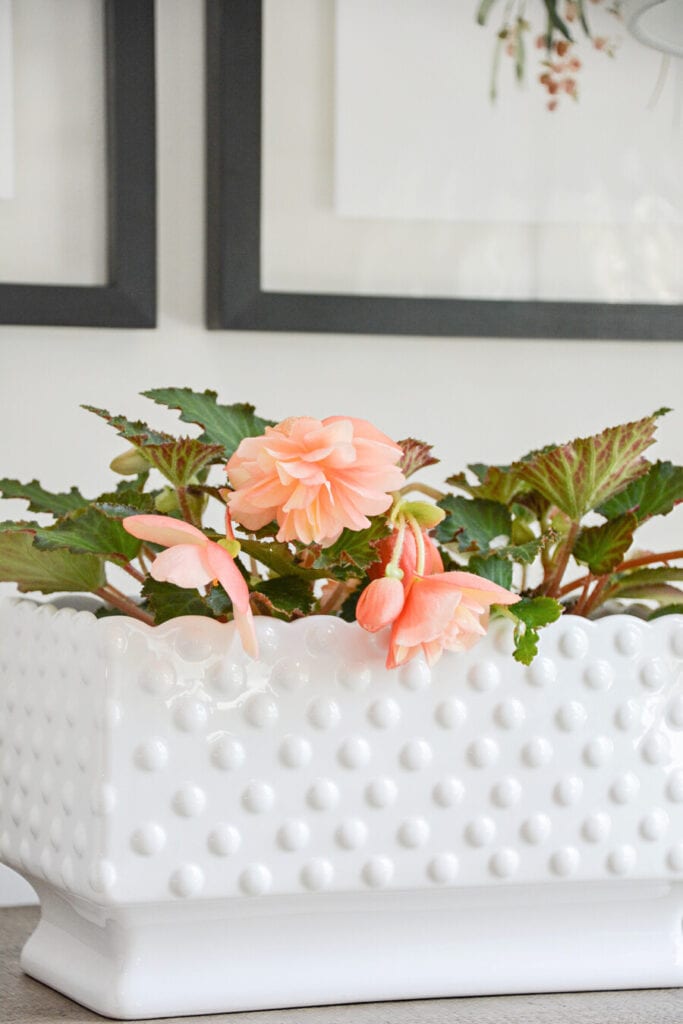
[{"x1": 0, "y1": 597, "x2": 682, "y2": 1018}]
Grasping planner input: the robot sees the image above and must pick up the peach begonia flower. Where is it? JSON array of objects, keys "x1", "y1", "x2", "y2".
[
  {"x1": 356, "y1": 576, "x2": 406, "y2": 633},
  {"x1": 226, "y1": 416, "x2": 405, "y2": 547},
  {"x1": 121, "y1": 514, "x2": 258, "y2": 658},
  {"x1": 386, "y1": 572, "x2": 520, "y2": 670}
]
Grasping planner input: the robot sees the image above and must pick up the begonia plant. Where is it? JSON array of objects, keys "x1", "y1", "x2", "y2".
[{"x1": 0, "y1": 391, "x2": 681, "y2": 667}]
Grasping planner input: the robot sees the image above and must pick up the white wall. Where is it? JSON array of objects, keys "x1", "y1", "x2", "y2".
[{"x1": 1, "y1": 0, "x2": 682, "y2": 906}]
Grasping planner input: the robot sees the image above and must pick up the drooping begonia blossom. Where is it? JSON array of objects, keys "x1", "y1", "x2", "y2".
[
  {"x1": 121, "y1": 514, "x2": 258, "y2": 658},
  {"x1": 356, "y1": 576, "x2": 406, "y2": 633},
  {"x1": 226, "y1": 416, "x2": 405, "y2": 547},
  {"x1": 386, "y1": 571, "x2": 520, "y2": 669}
]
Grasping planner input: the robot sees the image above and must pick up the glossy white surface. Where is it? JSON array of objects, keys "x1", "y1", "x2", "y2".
[{"x1": 0, "y1": 598, "x2": 682, "y2": 1016}]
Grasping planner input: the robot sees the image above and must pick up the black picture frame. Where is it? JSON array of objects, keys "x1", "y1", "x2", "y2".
[
  {"x1": 206, "y1": 0, "x2": 682, "y2": 341},
  {"x1": 0, "y1": 1, "x2": 156, "y2": 328}
]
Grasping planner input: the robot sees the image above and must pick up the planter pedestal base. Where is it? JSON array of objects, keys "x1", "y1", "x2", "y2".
[{"x1": 21, "y1": 879, "x2": 683, "y2": 1019}]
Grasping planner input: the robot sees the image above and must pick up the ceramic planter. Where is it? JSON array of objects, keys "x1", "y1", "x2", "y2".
[{"x1": 0, "y1": 596, "x2": 682, "y2": 1018}]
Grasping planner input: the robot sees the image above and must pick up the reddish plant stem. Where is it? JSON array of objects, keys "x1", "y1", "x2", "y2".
[
  {"x1": 542, "y1": 522, "x2": 579, "y2": 597},
  {"x1": 581, "y1": 576, "x2": 610, "y2": 618},
  {"x1": 398, "y1": 482, "x2": 446, "y2": 502},
  {"x1": 121, "y1": 562, "x2": 145, "y2": 584},
  {"x1": 571, "y1": 577, "x2": 593, "y2": 617},
  {"x1": 319, "y1": 579, "x2": 358, "y2": 615},
  {"x1": 137, "y1": 545, "x2": 152, "y2": 574},
  {"x1": 96, "y1": 586, "x2": 154, "y2": 625},
  {"x1": 557, "y1": 548, "x2": 683, "y2": 599},
  {"x1": 615, "y1": 548, "x2": 683, "y2": 573}
]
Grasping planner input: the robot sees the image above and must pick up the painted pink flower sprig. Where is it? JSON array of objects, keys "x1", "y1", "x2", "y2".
[{"x1": 3, "y1": 390, "x2": 678, "y2": 666}]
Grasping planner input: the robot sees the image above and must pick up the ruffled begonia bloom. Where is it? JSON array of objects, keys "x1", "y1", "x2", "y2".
[
  {"x1": 122, "y1": 515, "x2": 258, "y2": 658},
  {"x1": 368, "y1": 528, "x2": 443, "y2": 581},
  {"x1": 386, "y1": 571, "x2": 520, "y2": 669},
  {"x1": 226, "y1": 416, "x2": 405, "y2": 547},
  {"x1": 356, "y1": 576, "x2": 406, "y2": 633}
]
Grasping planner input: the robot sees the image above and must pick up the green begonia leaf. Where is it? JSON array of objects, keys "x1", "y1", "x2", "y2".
[
  {"x1": 468, "y1": 554, "x2": 513, "y2": 589},
  {"x1": 573, "y1": 514, "x2": 637, "y2": 575},
  {"x1": 32, "y1": 508, "x2": 141, "y2": 562},
  {"x1": 0, "y1": 479, "x2": 88, "y2": 516},
  {"x1": 597, "y1": 461, "x2": 683, "y2": 523},
  {"x1": 239, "y1": 539, "x2": 326, "y2": 580},
  {"x1": 436, "y1": 495, "x2": 511, "y2": 551},
  {"x1": 512, "y1": 596, "x2": 563, "y2": 629},
  {"x1": 142, "y1": 388, "x2": 273, "y2": 459},
  {"x1": 509, "y1": 595, "x2": 563, "y2": 665},
  {"x1": 252, "y1": 577, "x2": 315, "y2": 620},
  {"x1": 313, "y1": 519, "x2": 389, "y2": 573},
  {"x1": 648, "y1": 604, "x2": 683, "y2": 620},
  {"x1": 141, "y1": 578, "x2": 215, "y2": 624},
  {"x1": 0, "y1": 528, "x2": 105, "y2": 593}
]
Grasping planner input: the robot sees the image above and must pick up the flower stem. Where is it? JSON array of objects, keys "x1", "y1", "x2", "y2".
[
  {"x1": 121, "y1": 562, "x2": 145, "y2": 584},
  {"x1": 387, "y1": 518, "x2": 407, "y2": 576},
  {"x1": 407, "y1": 515, "x2": 426, "y2": 576},
  {"x1": 137, "y1": 545, "x2": 153, "y2": 574},
  {"x1": 398, "y1": 482, "x2": 446, "y2": 502}
]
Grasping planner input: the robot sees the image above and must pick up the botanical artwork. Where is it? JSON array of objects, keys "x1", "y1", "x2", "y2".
[
  {"x1": 0, "y1": 0, "x2": 14, "y2": 199},
  {"x1": 477, "y1": 0, "x2": 624, "y2": 108},
  {"x1": 0, "y1": 391, "x2": 680, "y2": 668}
]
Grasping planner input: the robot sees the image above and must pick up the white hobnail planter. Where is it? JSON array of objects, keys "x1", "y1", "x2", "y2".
[{"x1": 0, "y1": 596, "x2": 682, "y2": 1018}]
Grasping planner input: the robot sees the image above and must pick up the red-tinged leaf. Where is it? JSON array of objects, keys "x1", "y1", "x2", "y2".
[
  {"x1": 573, "y1": 514, "x2": 637, "y2": 575},
  {"x1": 82, "y1": 406, "x2": 173, "y2": 446},
  {"x1": 397, "y1": 438, "x2": 439, "y2": 478},
  {"x1": 142, "y1": 438, "x2": 226, "y2": 486},
  {"x1": 446, "y1": 465, "x2": 524, "y2": 505},
  {"x1": 514, "y1": 411, "x2": 668, "y2": 520}
]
